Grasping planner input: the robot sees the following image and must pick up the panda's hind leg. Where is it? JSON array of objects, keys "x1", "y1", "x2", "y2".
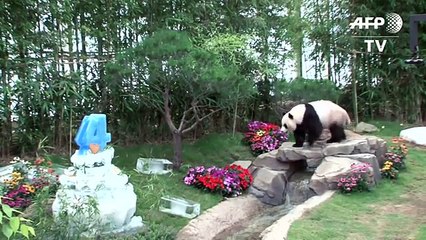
[{"x1": 327, "y1": 124, "x2": 346, "y2": 143}]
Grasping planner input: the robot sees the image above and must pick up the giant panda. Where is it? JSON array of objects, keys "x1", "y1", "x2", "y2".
[{"x1": 281, "y1": 100, "x2": 351, "y2": 147}]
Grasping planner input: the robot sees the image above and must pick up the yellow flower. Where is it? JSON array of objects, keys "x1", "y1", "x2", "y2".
[
  {"x1": 256, "y1": 130, "x2": 265, "y2": 137},
  {"x1": 384, "y1": 161, "x2": 393, "y2": 166},
  {"x1": 23, "y1": 184, "x2": 35, "y2": 193}
]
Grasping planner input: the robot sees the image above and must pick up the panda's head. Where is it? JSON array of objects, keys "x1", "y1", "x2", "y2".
[
  {"x1": 281, "y1": 112, "x2": 294, "y2": 133},
  {"x1": 281, "y1": 104, "x2": 305, "y2": 133}
]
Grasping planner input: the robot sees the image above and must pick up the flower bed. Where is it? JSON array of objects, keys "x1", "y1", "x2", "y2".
[
  {"x1": 183, "y1": 164, "x2": 253, "y2": 197},
  {"x1": 1, "y1": 157, "x2": 59, "y2": 210},
  {"x1": 380, "y1": 137, "x2": 408, "y2": 179},
  {"x1": 338, "y1": 136, "x2": 410, "y2": 194},
  {"x1": 242, "y1": 121, "x2": 288, "y2": 156},
  {"x1": 337, "y1": 162, "x2": 372, "y2": 194}
]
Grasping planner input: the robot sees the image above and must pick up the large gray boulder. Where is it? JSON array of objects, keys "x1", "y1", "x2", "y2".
[
  {"x1": 355, "y1": 122, "x2": 379, "y2": 133},
  {"x1": 335, "y1": 153, "x2": 381, "y2": 183},
  {"x1": 308, "y1": 156, "x2": 375, "y2": 195}
]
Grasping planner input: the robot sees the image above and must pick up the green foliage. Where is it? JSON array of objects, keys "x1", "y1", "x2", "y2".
[
  {"x1": 0, "y1": 200, "x2": 35, "y2": 239},
  {"x1": 274, "y1": 78, "x2": 343, "y2": 103},
  {"x1": 133, "y1": 29, "x2": 253, "y2": 105}
]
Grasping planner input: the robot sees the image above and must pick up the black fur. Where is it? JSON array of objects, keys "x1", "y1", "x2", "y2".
[
  {"x1": 327, "y1": 123, "x2": 346, "y2": 143},
  {"x1": 292, "y1": 103, "x2": 323, "y2": 147}
]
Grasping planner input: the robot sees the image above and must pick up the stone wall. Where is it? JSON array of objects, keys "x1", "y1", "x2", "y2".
[{"x1": 248, "y1": 130, "x2": 387, "y2": 205}]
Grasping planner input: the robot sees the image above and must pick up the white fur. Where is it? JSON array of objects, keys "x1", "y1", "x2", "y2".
[
  {"x1": 281, "y1": 104, "x2": 305, "y2": 132},
  {"x1": 281, "y1": 100, "x2": 350, "y2": 133}
]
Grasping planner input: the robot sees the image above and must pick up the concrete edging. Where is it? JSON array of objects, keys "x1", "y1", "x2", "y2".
[{"x1": 259, "y1": 190, "x2": 336, "y2": 240}]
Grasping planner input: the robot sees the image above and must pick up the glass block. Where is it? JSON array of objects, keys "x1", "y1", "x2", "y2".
[
  {"x1": 0, "y1": 163, "x2": 18, "y2": 183},
  {"x1": 136, "y1": 158, "x2": 173, "y2": 174},
  {"x1": 159, "y1": 196, "x2": 200, "y2": 219}
]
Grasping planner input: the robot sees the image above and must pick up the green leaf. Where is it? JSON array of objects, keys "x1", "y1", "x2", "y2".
[
  {"x1": 27, "y1": 226, "x2": 35, "y2": 236},
  {"x1": 2, "y1": 224, "x2": 13, "y2": 239},
  {"x1": 9, "y1": 217, "x2": 20, "y2": 232},
  {"x1": 19, "y1": 224, "x2": 29, "y2": 239},
  {"x1": 0, "y1": 210, "x2": 3, "y2": 222},
  {"x1": 2, "y1": 204, "x2": 12, "y2": 218}
]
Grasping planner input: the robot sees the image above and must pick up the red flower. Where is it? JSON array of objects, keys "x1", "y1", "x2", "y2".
[
  {"x1": 264, "y1": 123, "x2": 279, "y2": 132},
  {"x1": 34, "y1": 157, "x2": 44, "y2": 165}
]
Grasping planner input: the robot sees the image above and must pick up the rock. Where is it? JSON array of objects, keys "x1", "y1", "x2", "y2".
[
  {"x1": 305, "y1": 158, "x2": 323, "y2": 169},
  {"x1": 335, "y1": 154, "x2": 381, "y2": 183},
  {"x1": 176, "y1": 195, "x2": 265, "y2": 240},
  {"x1": 253, "y1": 150, "x2": 289, "y2": 171},
  {"x1": 250, "y1": 158, "x2": 306, "y2": 205},
  {"x1": 374, "y1": 140, "x2": 387, "y2": 166},
  {"x1": 354, "y1": 122, "x2": 379, "y2": 133},
  {"x1": 231, "y1": 160, "x2": 252, "y2": 169},
  {"x1": 277, "y1": 144, "x2": 324, "y2": 162},
  {"x1": 345, "y1": 129, "x2": 364, "y2": 140},
  {"x1": 323, "y1": 139, "x2": 370, "y2": 156},
  {"x1": 400, "y1": 127, "x2": 426, "y2": 146},
  {"x1": 365, "y1": 135, "x2": 379, "y2": 149},
  {"x1": 308, "y1": 156, "x2": 374, "y2": 195},
  {"x1": 248, "y1": 165, "x2": 258, "y2": 175},
  {"x1": 254, "y1": 151, "x2": 306, "y2": 172},
  {"x1": 250, "y1": 168, "x2": 288, "y2": 205},
  {"x1": 249, "y1": 186, "x2": 266, "y2": 198},
  {"x1": 362, "y1": 135, "x2": 387, "y2": 166}
]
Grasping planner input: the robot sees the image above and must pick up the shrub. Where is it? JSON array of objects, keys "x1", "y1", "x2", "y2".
[{"x1": 0, "y1": 201, "x2": 36, "y2": 239}]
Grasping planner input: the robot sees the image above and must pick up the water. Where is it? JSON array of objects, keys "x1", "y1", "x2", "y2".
[{"x1": 213, "y1": 170, "x2": 315, "y2": 240}]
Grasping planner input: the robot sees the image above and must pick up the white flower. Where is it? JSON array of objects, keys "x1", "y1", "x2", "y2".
[{"x1": 22, "y1": 160, "x2": 30, "y2": 165}]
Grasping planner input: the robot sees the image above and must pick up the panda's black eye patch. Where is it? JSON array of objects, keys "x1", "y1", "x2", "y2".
[
  {"x1": 284, "y1": 124, "x2": 287, "y2": 128},
  {"x1": 289, "y1": 113, "x2": 293, "y2": 119}
]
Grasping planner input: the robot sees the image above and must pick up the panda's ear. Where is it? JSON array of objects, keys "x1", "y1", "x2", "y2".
[{"x1": 289, "y1": 113, "x2": 293, "y2": 119}]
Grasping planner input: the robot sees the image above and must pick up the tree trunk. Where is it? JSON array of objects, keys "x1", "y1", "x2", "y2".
[
  {"x1": 351, "y1": 52, "x2": 359, "y2": 125},
  {"x1": 295, "y1": 0, "x2": 303, "y2": 79},
  {"x1": 172, "y1": 131, "x2": 183, "y2": 170},
  {"x1": 0, "y1": 37, "x2": 11, "y2": 158}
]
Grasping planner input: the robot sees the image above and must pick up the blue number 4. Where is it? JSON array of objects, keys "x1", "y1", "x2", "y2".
[{"x1": 75, "y1": 114, "x2": 111, "y2": 155}]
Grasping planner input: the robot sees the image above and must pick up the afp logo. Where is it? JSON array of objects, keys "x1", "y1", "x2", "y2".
[{"x1": 349, "y1": 13, "x2": 403, "y2": 34}]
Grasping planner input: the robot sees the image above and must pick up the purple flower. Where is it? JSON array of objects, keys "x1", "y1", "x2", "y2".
[{"x1": 195, "y1": 166, "x2": 205, "y2": 173}]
